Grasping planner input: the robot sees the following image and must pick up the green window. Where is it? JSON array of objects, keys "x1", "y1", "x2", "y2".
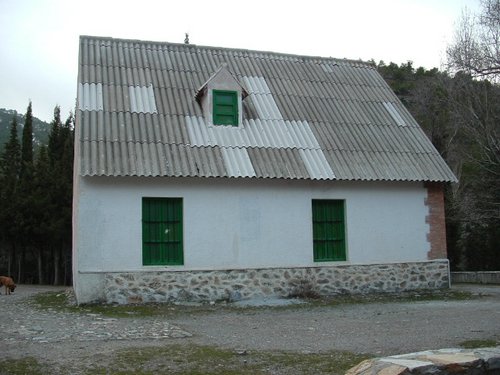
[
  {"x1": 213, "y1": 90, "x2": 238, "y2": 126},
  {"x1": 142, "y1": 198, "x2": 183, "y2": 266},
  {"x1": 312, "y1": 200, "x2": 346, "y2": 262}
]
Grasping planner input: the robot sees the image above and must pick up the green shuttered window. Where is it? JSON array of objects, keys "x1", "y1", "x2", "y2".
[
  {"x1": 142, "y1": 198, "x2": 183, "y2": 266},
  {"x1": 213, "y1": 90, "x2": 238, "y2": 126},
  {"x1": 312, "y1": 199, "x2": 346, "y2": 261}
]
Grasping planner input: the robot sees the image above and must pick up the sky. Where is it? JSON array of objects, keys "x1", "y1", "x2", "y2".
[{"x1": 0, "y1": 0, "x2": 480, "y2": 123}]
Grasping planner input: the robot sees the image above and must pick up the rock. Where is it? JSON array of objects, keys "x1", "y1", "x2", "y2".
[
  {"x1": 346, "y1": 359, "x2": 375, "y2": 374},
  {"x1": 347, "y1": 348, "x2": 500, "y2": 374}
]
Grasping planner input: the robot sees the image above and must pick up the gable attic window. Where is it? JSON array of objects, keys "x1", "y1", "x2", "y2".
[
  {"x1": 213, "y1": 90, "x2": 238, "y2": 126},
  {"x1": 195, "y1": 64, "x2": 247, "y2": 127}
]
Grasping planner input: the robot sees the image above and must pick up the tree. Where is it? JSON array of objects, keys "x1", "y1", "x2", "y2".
[
  {"x1": 377, "y1": 61, "x2": 417, "y2": 105},
  {"x1": 0, "y1": 103, "x2": 74, "y2": 285},
  {"x1": 0, "y1": 117, "x2": 21, "y2": 194},
  {"x1": 446, "y1": 1, "x2": 500, "y2": 268},
  {"x1": 16, "y1": 102, "x2": 36, "y2": 282},
  {"x1": 45, "y1": 107, "x2": 74, "y2": 285},
  {"x1": 57, "y1": 113, "x2": 74, "y2": 285},
  {"x1": 0, "y1": 116, "x2": 22, "y2": 276},
  {"x1": 447, "y1": 0, "x2": 500, "y2": 81},
  {"x1": 20, "y1": 102, "x2": 34, "y2": 180},
  {"x1": 32, "y1": 145, "x2": 51, "y2": 284},
  {"x1": 377, "y1": 61, "x2": 500, "y2": 271},
  {"x1": 444, "y1": 73, "x2": 500, "y2": 270}
]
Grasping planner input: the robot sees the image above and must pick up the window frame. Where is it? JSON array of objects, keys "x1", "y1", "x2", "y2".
[
  {"x1": 312, "y1": 199, "x2": 347, "y2": 262},
  {"x1": 142, "y1": 197, "x2": 184, "y2": 266},
  {"x1": 212, "y1": 89, "x2": 239, "y2": 126}
]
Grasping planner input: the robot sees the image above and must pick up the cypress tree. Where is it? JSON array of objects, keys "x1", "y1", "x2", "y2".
[
  {"x1": 20, "y1": 102, "x2": 34, "y2": 180},
  {"x1": 16, "y1": 102, "x2": 36, "y2": 282},
  {"x1": 45, "y1": 108, "x2": 74, "y2": 285},
  {"x1": 0, "y1": 116, "x2": 21, "y2": 193},
  {"x1": 0, "y1": 116, "x2": 22, "y2": 276},
  {"x1": 48, "y1": 106, "x2": 62, "y2": 168},
  {"x1": 32, "y1": 145, "x2": 51, "y2": 284},
  {"x1": 59, "y1": 113, "x2": 74, "y2": 284}
]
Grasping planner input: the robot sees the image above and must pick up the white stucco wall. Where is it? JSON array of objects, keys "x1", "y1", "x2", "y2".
[{"x1": 74, "y1": 177, "x2": 430, "y2": 278}]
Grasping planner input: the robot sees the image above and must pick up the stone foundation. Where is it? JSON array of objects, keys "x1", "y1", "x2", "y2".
[{"x1": 103, "y1": 261, "x2": 449, "y2": 304}]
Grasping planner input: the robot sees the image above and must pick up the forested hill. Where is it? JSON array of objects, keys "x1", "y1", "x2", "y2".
[{"x1": 0, "y1": 108, "x2": 49, "y2": 152}]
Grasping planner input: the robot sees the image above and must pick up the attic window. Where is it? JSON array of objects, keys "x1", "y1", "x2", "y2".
[{"x1": 213, "y1": 90, "x2": 238, "y2": 126}]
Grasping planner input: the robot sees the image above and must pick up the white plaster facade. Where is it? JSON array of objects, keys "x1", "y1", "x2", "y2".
[{"x1": 73, "y1": 177, "x2": 433, "y2": 303}]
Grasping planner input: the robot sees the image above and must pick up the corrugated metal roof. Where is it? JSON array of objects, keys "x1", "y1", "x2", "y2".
[
  {"x1": 185, "y1": 116, "x2": 320, "y2": 150},
  {"x1": 299, "y1": 149, "x2": 336, "y2": 180},
  {"x1": 221, "y1": 147, "x2": 256, "y2": 178},
  {"x1": 129, "y1": 84, "x2": 157, "y2": 114},
  {"x1": 383, "y1": 102, "x2": 406, "y2": 126},
  {"x1": 242, "y1": 76, "x2": 283, "y2": 120},
  {"x1": 76, "y1": 35, "x2": 457, "y2": 182},
  {"x1": 78, "y1": 83, "x2": 103, "y2": 111}
]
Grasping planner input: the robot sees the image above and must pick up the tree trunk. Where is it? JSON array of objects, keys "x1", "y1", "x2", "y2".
[
  {"x1": 17, "y1": 248, "x2": 23, "y2": 284},
  {"x1": 53, "y1": 248, "x2": 60, "y2": 285},
  {"x1": 37, "y1": 249, "x2": 43, "y2": 285},
  {"x1": 7, "y1": 246, "x2": 12, "y2": 277},
  {"x1": 64, "y1": 248, "x2": 71, "y2": 286}
]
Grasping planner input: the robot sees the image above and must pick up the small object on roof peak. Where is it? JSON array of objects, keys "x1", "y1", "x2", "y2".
[{"x1": 184, "y1": 33, "x2": 189, "y2": 44}]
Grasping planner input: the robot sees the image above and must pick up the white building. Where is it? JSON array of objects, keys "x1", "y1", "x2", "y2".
[{"x1": 73, "y1": 36, "x2": 456, "y2": 304}]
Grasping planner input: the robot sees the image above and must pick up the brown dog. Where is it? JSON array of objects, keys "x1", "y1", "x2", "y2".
[{"x1": 0, "y1": 276, "x2": 16, "y2": 295}]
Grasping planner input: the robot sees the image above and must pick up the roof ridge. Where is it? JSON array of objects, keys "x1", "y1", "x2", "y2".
[{"x1": 79, "y1": 35, "x2": 375, "y2": 68}]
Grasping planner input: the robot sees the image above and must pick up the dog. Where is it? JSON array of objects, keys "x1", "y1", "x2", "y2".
[{"x1": 0, "y1": 276, "x2": 16, "y2": 295}]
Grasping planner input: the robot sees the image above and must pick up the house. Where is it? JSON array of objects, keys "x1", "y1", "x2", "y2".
[{"x1": 73, "y1": 36, "x2": 457, "y2": 304}]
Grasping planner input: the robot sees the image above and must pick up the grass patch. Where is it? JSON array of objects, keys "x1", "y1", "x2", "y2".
[
  {"x1": 30, "y1": 291, "x2": 220, "y2": 319},
  {"x1": 0, "y1": 357, "x2": 48, "y2": 375},
  {"x1": 313, "y1": 288, "x2": 473, "y2": 307},
  {"x1": 459, "y1": 339, "x2": 499, "y2": 349},
  {"x1": 87, "y1": 344, "x2": 371, "y2": 375},
  {"x1": 31, "y1": 291, "x2": 74, "y2": 311},
  {"x1": 30, "y1": 288, "x2": 474, "y2": 319},
  {"x1": 0, "y1": 345, "x2": 368, "y2": 375},
  {"x1": 262, "y1": 350, "x2": 370, "y2": 374}
]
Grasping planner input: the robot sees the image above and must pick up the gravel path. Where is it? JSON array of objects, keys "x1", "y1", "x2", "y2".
[
  {"x1": 1, "y1": 284, "x2": 499, "y2": 371},
  {"x1": 178, "y1": 290, "x2": 500, "y2": 355}
]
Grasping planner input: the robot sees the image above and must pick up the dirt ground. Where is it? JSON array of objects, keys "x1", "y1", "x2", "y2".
[{"x1": 1, "y1": 284, "x2": 499, "y2": 373}]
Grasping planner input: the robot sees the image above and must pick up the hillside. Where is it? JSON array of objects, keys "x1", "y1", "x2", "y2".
[{"x1": 0, "y1": 107, "x2": 50, "y2": 152}]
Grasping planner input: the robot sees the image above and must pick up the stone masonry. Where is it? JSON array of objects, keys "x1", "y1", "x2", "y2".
[{"x1": 104, "y1": 260, "x2": 449, "y2": 304}]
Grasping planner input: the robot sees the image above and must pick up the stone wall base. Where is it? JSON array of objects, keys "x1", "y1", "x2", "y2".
[{"x1": 103, "y1": 261, "x2": 449, "y2": 304}]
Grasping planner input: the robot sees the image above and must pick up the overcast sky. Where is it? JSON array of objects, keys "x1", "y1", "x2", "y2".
[{"x1": 0, "y1": 0, "x2": 480, "y2": 123}]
